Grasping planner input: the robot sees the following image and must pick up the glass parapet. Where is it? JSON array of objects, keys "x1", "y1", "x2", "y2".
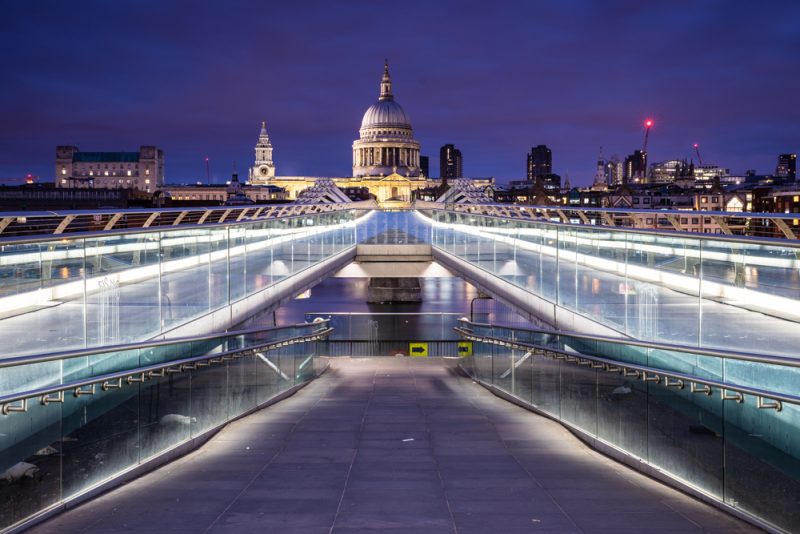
[
  {"x1": 426, "y1": 209, "x2": 800, "y2": 358},
  {"x1": 0, "y1": 321, "x2": 330, "y2": 531},
  {"x1": 455, "y1": 319, "x2": 800, "y2": 533},
  {"x1": 0, "y1": 210, "x2": 361, "y2": 359}
]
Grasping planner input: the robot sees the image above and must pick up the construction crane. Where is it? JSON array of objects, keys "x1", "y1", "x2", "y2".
[
  {"x1": 642, "y1": 119, "x2": 654, "y2": 153},
  {"x1": 693, "y1": 143, "x2": 703, "y2": 165}
]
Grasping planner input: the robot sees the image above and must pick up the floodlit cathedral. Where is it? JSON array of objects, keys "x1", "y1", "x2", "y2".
[
  {"x1": 352, "y1": 62, "x2": 421, "y2": 178},
  {"x1": 248, "y1": 62, "x2": 490, "y2": 207}
]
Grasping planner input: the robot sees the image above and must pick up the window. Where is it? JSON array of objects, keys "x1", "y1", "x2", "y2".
[
  {"x1": 61, "y1": 168, "x2": 66, "y2": 175},
  {"x1": 127, "y1": 170, "x2": 132, "y2": 176},
  {"x1": 145, "y1": 169, "x2": 150, "y2": 176},
  {"x1": 633, "y1": 198, "x2": 640, "y2": 204},
  {"x1": 692, "y1": 218, "x2": 699, "y2": 224},
  {"x1": 643, "y1": 197, "x2": 650, "y2": 204},
  {"x1": 701, "y1": 197, "x2": 708, "y2": 203},
  {"x1": 711, "y1": 196, "x2": 719, "y2": 203}
]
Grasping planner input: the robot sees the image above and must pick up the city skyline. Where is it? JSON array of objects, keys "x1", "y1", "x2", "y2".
[{"x1": 1, "y1": 1, "x2": 799, "y2": 185}]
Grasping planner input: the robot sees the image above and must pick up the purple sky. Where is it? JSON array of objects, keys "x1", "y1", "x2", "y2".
[{"x1": 1, "y1": 1, "x2": 798, "y2": 186}]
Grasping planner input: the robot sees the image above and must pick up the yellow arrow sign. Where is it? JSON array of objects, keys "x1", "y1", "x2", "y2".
[
  {"x1": 409, "y1": 342, "x2": 428, "y2": 357},
  {"x1": 457, "y1": 341, "x2": 472, "y2": 357}
]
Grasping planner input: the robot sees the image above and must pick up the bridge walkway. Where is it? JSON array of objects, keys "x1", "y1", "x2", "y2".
[{"x1": 30, "y1": 358, "x2": 756, "y2": 533}]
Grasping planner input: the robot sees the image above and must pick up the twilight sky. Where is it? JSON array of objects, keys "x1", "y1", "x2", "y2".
[{"x1": 1, "y1": 0, "x2": 798, "y2": 186}]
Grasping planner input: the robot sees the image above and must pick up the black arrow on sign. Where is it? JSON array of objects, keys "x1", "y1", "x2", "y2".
[{"x1": 411, "y1": 345, "x2": 425, "y2": 354}]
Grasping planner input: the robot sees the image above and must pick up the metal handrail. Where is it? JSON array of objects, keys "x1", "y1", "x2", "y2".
[
  {"x1": 424, "y1": 205, "x2": 800, "y2": 248},
  {"x1": 0, "y1": 327, "x2": 333, "y2": 413},
  {"x1": 0, "y1": 319, "x2": 330, "y2": 369},
  {"x1": 456, "y1": 319, "x2": 800, "y2": 369},
  {"x1": 306, "y1": 312, "x2": 466, "y2": 316},
  {"x1": 0, "y1": 205, "x2": 370, "y2": 246},
  {"x1": 439, "y1": 201, "x2": 800, "y2": 221},
  {"x1": 454, "y1": 327, "x2": 796, "y2": 411}
]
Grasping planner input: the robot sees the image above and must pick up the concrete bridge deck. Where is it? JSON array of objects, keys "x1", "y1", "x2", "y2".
[{"x1": 30, "y1": 358, "x2": 757, "y2": 534}]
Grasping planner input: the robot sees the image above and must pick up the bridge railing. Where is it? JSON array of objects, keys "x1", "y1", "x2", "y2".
[
  {"x1": 0, "y1": 209, "x2": 362, "y2": 359},
  {"x1": 305, "y1": 312, "x2": 466, "y2": 357},
  {"x1": 454, "y1": 318, "x2": 800, "y2": 533},
  {"x1": 0, "y1": 200, "x2": 376, "y2": 238},
  {"x1": 0, "y1": 320, "x2": 332, "y2": 532},
  {"x1": 424, "y1": 208, "x2": 800, "y2": 358},
  {"x1": 416, "y1": 200, "x2": 800, "y2": 240}
]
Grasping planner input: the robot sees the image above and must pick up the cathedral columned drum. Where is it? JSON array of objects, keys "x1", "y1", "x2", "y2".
[{"x1": 352, "y1": 62, "x2": 421, "y2": 178}]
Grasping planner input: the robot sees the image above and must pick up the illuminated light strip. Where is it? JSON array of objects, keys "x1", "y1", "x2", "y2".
[
  {"x1": 429, "y1": 214, "x2": 800, "y2": 269},
  {"x1": 0, "y1": 219, "x2": 358, "y2": 316},
  {"x1": 430, "y1": 217, "x2": 800, "y2": 324}
]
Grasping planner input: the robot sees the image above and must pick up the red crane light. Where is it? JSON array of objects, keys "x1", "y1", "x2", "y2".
[
  {"x1": 693, "y1": 143, "x2": 703, "y2": 165},
  {"x1": 642, "y1": 119, "x2": 654, "y2": 153}
]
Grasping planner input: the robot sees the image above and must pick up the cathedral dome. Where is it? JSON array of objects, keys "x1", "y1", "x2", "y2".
[
  {"x1": 360, "y1": 100, "x2": 411, "y2": 130},
  {"x1": 352, "y1": 61, "x2": 421, "y2": 179}
]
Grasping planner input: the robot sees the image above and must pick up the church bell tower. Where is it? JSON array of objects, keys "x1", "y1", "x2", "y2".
[{"x1": 249, "y1": 121, "x2": 276, "y2": 182}]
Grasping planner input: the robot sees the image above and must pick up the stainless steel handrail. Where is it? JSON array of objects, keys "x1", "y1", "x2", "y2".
[
  {"x1": 454, "y1": 327, "x2": 797, "y2": 410},
  {"x1": 0, "y1": 327, "x2": 333, "y2": 413},
  {"x1": 440, "y1": 201, "x2": 800, "y2": 221},
  {"x1": 0, "y1": 205, "x2": 368, "y2": 246},
  {"x1": 0, "y1": 319, "x2": 330, "y2": 369},
  {"x1": 306, "y1": 312, "x2": 466, "y2": 316},
  {"x1": 456, "y1": 319, "x2": 800, "y2": 369},
  {"x1": 425, "y1": 206, "x2": 800, "y2": 248}
]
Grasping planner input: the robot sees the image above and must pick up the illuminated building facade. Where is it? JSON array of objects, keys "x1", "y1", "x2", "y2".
[
  {"x1": 55, "y1": 145, "x2": 164, "y2": 193},
  {"x1": 251, "y1": 62, "x2": 481, "y2": 207}
]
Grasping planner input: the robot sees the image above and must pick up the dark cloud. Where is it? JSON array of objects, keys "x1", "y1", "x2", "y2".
[{"x1": 1, "y1": 0, "x2": 798, "y2": 184}]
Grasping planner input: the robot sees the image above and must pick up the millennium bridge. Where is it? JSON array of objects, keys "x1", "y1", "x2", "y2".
[{"x1": 1, "y1": 184, "x2": 799, "y2": 533}]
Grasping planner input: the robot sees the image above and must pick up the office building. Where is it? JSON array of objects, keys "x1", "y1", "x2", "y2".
[
  {"x1": 440, "y1": 144, "x2": 463, "y2": 180},
  {"x1": 624, "y1": 150, "x2": 647, "y2": 182},
  {"x1": 527, "y1": 145, "x2": 552, "y2": 180},
  {"x1": 776, "y1": 154, "x2": 797, "y2": 180},
  {"x1": 420, "y1": 155, "x2": 430, "y2": 177}
]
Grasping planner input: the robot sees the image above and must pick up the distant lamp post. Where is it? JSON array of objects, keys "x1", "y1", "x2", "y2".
[{"x1": 204, "y1": 157, "x2": 210, "y2": 184}]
